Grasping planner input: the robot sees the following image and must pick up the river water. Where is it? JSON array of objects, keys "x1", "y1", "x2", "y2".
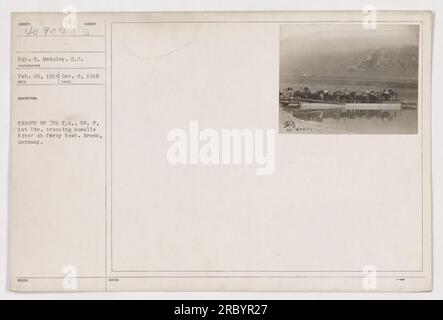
[{"x1": 280, "y1": 77, "x2": 418, "y2": 134}]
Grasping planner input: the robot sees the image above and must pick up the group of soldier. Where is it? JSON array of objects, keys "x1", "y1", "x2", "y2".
[{"x1": 280, "y1": 87, "x2": 398, "y2": 104}]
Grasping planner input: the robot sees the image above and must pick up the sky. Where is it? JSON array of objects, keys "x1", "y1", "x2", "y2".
[{"x1": 281, "y1": 24, "x2": 419, "y2": 54}]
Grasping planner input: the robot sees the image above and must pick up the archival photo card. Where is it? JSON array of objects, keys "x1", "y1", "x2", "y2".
[{"x1": 9, "y1": 11, "x2": 432, "y2": 292}]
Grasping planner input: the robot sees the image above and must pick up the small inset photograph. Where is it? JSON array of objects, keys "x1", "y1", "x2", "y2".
[{"x1": 279, "y1": 24, "x2": 419, "y2": 134}]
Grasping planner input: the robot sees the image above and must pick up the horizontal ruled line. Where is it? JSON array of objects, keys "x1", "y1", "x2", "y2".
[
  {"x1": 16, "y1": 35, "x2": 105, "y2": 38},
  {"x1": 16, "y1": 83, "x2": 105, "y2": 86},
  {"x1": 16, "y1": 275, "x2": 427, "y2": 279},
  {"x1": 16, "y1": 51, "x2": 105, "y2": 54},
  {"x1": 16, "y1": 67, "x2": 105, "y2": 70}
]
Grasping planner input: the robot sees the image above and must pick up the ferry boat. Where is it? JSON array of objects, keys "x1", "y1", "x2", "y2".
[
  {"x1": 299, "y1": 101, "x2": 402, "y2": 111},
  {"x1": 280, "y1": 88, "x2": 404, "y2": 111}
]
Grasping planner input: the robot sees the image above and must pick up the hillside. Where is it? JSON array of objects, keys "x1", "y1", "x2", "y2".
[{"x1": 280, "y1": 42, "x2": 419, "y2": 82}]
